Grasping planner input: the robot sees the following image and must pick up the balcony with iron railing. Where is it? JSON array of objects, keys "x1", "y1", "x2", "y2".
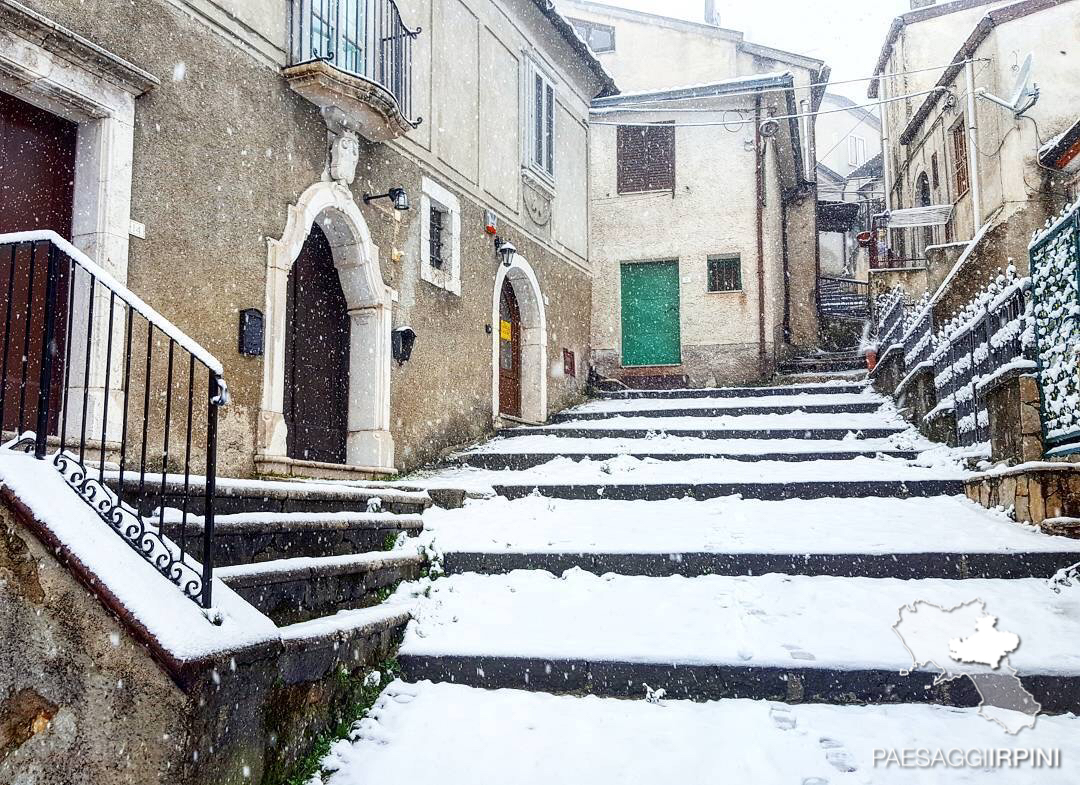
[{"x1": 284, "y1": 0, "x2": 422, "y2": 141}]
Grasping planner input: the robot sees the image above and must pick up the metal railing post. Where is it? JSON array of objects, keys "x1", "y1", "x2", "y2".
[
  {"x1": 201, "y1": 370, "x2": 220, "y2": 609},
  {"x1": 34, "y1": 243, "x2": 60, "y2": 459}
]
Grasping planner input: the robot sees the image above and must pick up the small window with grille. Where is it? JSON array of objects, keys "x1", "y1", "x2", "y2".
[
  {"x1": 707, "y1": 255, "x2": 742, "y2": 292},
  {"x1": 429, "y1": 204, "x2": 446, "y2": 269},
  {"x1": 420, "y1": 177, "x2": 461, "y2": 295}
]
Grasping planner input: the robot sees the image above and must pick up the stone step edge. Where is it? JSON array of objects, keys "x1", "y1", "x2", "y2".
[
  {"x1": 398, "y1": 653, "x2": 1080, "y2": 714},
  {"x1": 454, "y1": 450, "x2": 921, "y2": 468},
  {"x1": 550, "y1": 402, "x2": 883, "y2": 421},
  {"x1": 597, "y1": 384, "x2": 866, "y2": 400},
  {"x1": 217, "y1": 551, "x2": 424, "y2": 588},
  {"x1": 441, "y1": 550, "x2": 1080, "y2": 580},
  {"x1": 490, "y1": 480, "x2": 964, "y2": 501},
  {"x1": 278, "y1": 604, "x2": 412, "y2": 646},
  {"x1": 498, "y1": 428, "x2": 907, "y2": 441},
  {"x1": 166, "y1": 512, "x2": 426, "y2": 535}
]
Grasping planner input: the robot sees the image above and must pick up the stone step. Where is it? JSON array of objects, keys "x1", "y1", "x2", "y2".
[
  {"x1": 549, "y1": 401, "x2": 883, "y2": 422},
  {"x1": 490, "y1": 479, "x2": 963, "y2": 501},
  {"x1": 394, "y1": 571, "x2": 1080, "y2": 712},
  {"x1": 442, "y1": 550, "x2": 1080, "y2": 580},
  {"x1": 597, "y1": 383, "x2": 866, "y2": 400},
  {"x1": 398, "y1": 653, "x2": 1078, "y2": 711},
  {"x1": 166, "y1": 511, "x2": 425, "y2": 567},
  {"x1": 217, "y1": 551, "x2": 424, "y2": 626},
  {"x1": 111, "y1": 473, "x2": 432, "y2": 517},
  {"x1": 498, "y1": 426, "x2": 906, "y2": 440},
  {"x1": 453, "y1": 449, "x2": 919, "y2": 469}
]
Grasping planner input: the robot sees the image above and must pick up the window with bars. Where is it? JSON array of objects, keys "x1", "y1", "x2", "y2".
[
  {"x1": 617, "y1": 124, "x2": 675, "y2": 194},
  {"x1": 707, "y1": 255, "x2": 742, "y2": 292},
  {"x1": 952, "y1": 119, "x2": 969, "y2": 196},
  {"x1": 527, "y1": 61, "x2": 555, "y2": 181},
  {"x1": 429, "y1": 204, "x2": 445, "y2": 269},
  {"x1": 567, "y1": 17, "x2": 615, "y2": 52}
]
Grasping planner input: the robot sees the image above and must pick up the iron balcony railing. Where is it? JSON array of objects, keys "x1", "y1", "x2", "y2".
[
  {"x1": 289, "y1": 0, "x2": 421, "y2": 124},
  {"x1": 0, "y1": 232, "x2": 227, "y2": 610}
]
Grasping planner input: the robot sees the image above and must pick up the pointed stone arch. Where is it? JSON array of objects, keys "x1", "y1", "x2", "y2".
[
  {"x1": 491, "y1": 255, "x2": 547, "y2": 424},
  {"x1": 259, "y1": 180, "x2": 395, "y2": 474}
]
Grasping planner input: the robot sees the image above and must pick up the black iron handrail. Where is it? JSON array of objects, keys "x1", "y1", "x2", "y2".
[
  {"x1": 288, "y1": 0, "x2": 421, "y2": 125},
  {"x1": 0, "y1": 231, "x2": 227, "y2": 610}
]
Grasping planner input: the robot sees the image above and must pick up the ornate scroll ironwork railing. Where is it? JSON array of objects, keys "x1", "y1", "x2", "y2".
[
  {"x1": 0, "y1": 231, "x2": 227, "y2": 609},
  {"x1": 288, "y1": 0, "x2": 421, "y2": 124},
  {"x1": 1030, "y1": 200, "x2": 1080, "y2": 454}
]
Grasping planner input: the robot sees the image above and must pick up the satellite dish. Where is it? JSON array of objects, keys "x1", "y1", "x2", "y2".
[{"x1": 977, "y1": 53, "x2": 1039, "y2": 116}]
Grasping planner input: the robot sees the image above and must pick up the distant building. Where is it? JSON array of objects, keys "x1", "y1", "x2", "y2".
[
  {"x1": 815, "y1": 93, "x2": 883, "y2": 277},
  {"x1": 556, "y1": 0, "x2": 828, "y2": 386}
]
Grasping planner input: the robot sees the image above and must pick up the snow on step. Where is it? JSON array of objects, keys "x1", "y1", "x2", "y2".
[
  {"x1": 316, "y1": 681, "x2": 1080, "y2": 785},
  {"x1": 570, "y1": 391, "x2": 882, "y2": 414},
  {"x1": 421, "y1": 495, "x2": 1080, "y2": 558},
  {"x1": 541, "y1": 410, "x2": 904, "y2": 432},
  {"x1": 395, "y1": 570, "x2": 1080, "y2": 677},
  {"x1": 216, "y1": 551, "x2": 423, "y2": 585},
  {"x1": 462, "y1": 433, "x2": 929, "y2": 457},
  {"x1": 599, "y1": 380, "x2": 865, "y2": 399},
  {"x1": 409, "y1": 454, "x2": 968, "y2": 492}
]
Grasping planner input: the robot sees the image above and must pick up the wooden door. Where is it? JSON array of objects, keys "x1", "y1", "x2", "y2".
[
  {"x1": 498, "y1": 278, "x2": 522, "y2": 417},
  {"x1": 0, "y1": 91, "x2": 76, "y2": 434},
  {"x1": 620, "y1": 260, "x2": 681, "y2": 367},
  {"x1": 284, "y1": 225, "x2": 350, "y2": 463}
]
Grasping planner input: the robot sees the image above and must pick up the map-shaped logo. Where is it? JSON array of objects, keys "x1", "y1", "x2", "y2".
[{"x1": 893, "y1": 599, "x2": 1041, "y2": 734}]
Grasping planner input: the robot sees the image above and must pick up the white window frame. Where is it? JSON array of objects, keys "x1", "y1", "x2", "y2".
[
  {"x1": 524, "y1": 58, "x2": 556, "y2": 184},
  {"x1": 419, "y1": 177, "x2": 461, "y2": 296},
  {"x1": 848, "y1": 135, "x2": 866, "y2": 167}
]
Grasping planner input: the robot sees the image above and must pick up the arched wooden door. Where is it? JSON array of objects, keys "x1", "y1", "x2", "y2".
[
  {"x1": 0, "y1": 91, "x2": 75, "y2": 434},
  {"x1": 284, "y1": 224, "x2": 349, "y2": 463},
  {"x1": 498, "y1": 278, "x2": 522, "y2": 417}
]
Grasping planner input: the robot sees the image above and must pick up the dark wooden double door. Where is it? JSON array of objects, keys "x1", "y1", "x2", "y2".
[
  {"x1": 498, "y1": 278, "x2": 522, "y2": 418},
  {"x1": 284, "y1": 225, "x2": 350, "y2": 464},
  {"x1": 0, "y1": 90, "x2": 76, "y2": 434}
]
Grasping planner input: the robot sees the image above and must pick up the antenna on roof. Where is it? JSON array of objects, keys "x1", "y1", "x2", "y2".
[{"x1": 977, "y1": 52, "x2": 1039, "y2": 116}]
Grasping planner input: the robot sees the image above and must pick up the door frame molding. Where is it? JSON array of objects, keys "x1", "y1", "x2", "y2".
[
  {"x1": 260, "y1": 180, "x2": 396, "y2": 473},
  {"x1": 491, "y1": 255, "x2": 547, "y2": 425}
]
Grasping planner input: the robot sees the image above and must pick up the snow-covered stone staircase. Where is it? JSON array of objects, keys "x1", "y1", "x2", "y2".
[
  {"x1": 150, "y1": 476, "x2": 433, "y2": 629},
  {"x1": 311, "y1": 380, "x2": 1080, "y2": 784}
]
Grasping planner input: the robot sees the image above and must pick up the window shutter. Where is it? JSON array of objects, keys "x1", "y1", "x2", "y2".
[{"x1": 617, "y1": 125, "x2": 674, "y2": 193}]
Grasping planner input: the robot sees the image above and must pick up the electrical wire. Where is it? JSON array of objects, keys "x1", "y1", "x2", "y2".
[
  {"x1": 592, "y1": 58, "x2": 987, "y2": 110},
  {"x1": 589, "y1": 87, "x2": 951, "y2": 128}
]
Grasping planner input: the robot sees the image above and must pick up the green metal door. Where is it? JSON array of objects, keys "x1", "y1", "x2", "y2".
[{"x1": 621, "y1": 260, "x2": 681, "y2": 367}]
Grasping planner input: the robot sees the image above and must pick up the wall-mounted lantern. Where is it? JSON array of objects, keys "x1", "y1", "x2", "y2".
[
  {"x1": 392, "y1": 325, "x2": 416, "y2": 365},
  {"x1": 364, "y1": 186, "x2": 410, "y2": 211},
  {"x1": 494, "y1": 235, "x2": 517, "y2": 267}
]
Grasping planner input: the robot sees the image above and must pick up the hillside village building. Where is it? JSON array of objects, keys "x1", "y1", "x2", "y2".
[
  {"x1": 557, "y1": 0, "x2": 828, "y2": 386},
  {"x1": 868, "y1": 0, "x2": 1080, "y2": 315}
]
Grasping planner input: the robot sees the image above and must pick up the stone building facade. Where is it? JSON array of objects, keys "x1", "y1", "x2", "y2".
[
  {"x1": 555, "y1": 0, "x2": 827, "y2": 386},
  {"x1": 868, "y1": 0, "x2": 1079, "y2": 317},
  {"x1": 0, "y1": 0, "x2": 613, "y2": 478}
]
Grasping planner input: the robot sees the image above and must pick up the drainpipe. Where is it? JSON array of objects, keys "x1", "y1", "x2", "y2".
[
  {"x1": 964, "y1": 60, "x2": 983, "y2": 231},
  {"x1": 781, "y1": 199, "x2": 791, "y2": 344},
  {"x1": 755, "y1": 94, "x2": 768, "y2": 378}
]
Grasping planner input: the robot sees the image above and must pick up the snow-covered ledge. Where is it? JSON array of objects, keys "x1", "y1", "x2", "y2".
[{"x1": 259, "y1": 181, "x2": 396, "y2": 475}]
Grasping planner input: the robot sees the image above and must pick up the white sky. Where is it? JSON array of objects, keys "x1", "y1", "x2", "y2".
[{"x1": 589, "y1": 0, "x2": 912, "y2": 101}]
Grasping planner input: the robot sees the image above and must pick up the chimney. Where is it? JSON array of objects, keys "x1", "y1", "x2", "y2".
[
  {"x1": 704, "y1": 0, "x2": 719, "y2": 25},
  {"x1": 909, "y1": 0, "x2": 936, "y2": 9}
]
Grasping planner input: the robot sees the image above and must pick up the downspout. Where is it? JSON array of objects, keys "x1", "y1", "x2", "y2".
[
  {"x1": 963, "y1": 60, "x2": 983, "y2": 231},
  {"x1": 755, "y1": 93, "x2": 767, "y2": 378},
  {"x1": 782, "y1": 199, "x2": 791, "y2": 343}
]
